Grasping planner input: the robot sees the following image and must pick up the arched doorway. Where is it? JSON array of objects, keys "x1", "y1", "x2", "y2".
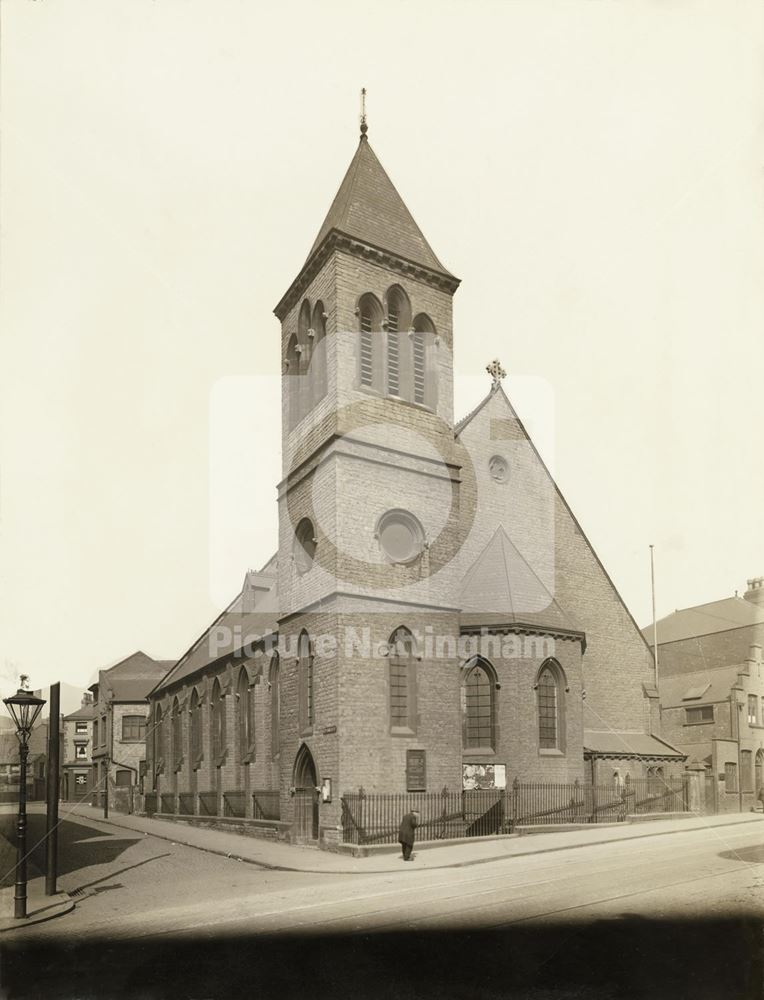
[{"x1": 292, "y1": 744, "x2": 319, "y2": 842}]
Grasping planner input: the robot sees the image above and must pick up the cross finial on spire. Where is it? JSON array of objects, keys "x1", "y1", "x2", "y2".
[
  {"x1": 486, "y1": 359, "x2": 507, "y2": 390},
  {"x1": 360, "y1": 87, "x2": 368, "y2": 140}
]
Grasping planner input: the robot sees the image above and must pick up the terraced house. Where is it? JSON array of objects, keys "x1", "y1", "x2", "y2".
[
  {"x1": 145, "y1": 117, "x2": 684, "y2": 848},
  {"x1": 645, "y1": 577, "x2": 764, "y2": 814}
]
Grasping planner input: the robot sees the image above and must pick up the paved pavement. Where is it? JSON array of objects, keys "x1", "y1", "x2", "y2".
[
  {"x1": 0, "y1": 806, "x2": 761, "y2": 1000},
  {"x1": 0, "y1": 830, "x2": 73, "y2": 931},
  {"x1": 61, "y1": 801, "x2": 764, "y2": 873}
]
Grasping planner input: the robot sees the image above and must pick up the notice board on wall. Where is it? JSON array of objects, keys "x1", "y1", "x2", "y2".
[{"x1": 406, "y1": 749, "x2": 427, "y2": 791}]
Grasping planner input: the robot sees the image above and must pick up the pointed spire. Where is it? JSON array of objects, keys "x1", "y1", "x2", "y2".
[
  {"x1": 304, "y1": 137, "x2": 453, "y2": 276},
  {"x1": 360, "y1": 87, "x2": 368, "y2": 141}
]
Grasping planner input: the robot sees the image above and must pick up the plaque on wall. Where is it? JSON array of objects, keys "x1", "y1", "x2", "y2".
[{"x1": 406, "y1": 749, "x2": 427, "y2": 792}]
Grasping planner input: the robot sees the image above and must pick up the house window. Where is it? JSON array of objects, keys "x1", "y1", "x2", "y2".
[
  {"x1": 742, "y1": 750, "x2": 753, "y2": 792},
  {"x1": 115, "y1": 770, "x2": 132, "y2": 787},
  {"x1": 122, "y1": 716, "x2": 147, "y2": 741},
  {"x1": 75, "y1": 744, "x2": 87, "y2": 759},
  {"x1": 270, "y1": 654, "x2": 280, "y2": 759},
  {"x1": 755, "y1": 749, "x2": 763, "y2": 792},
  {"x1": 748, "y1": 695, "x2": 758, "y2": 726},
  {"x1": 190, "y1": 688, "x2": 202, "y2": 762},
  {"x1": 93, "y1": 720, "x2": 99, "y2": 746},
  {"x1": 685, "y1": 705, "x2": 714, "y2": 725},
  {"x1": 537, "y1": 660, "x2": 564, "y2": 751},
  {"x1": 463, "y1": 658, "x2": 495, "y2": 750},
  {"x1": 725, "y1": 761, "x2": 738, "y2": 792},
  {"x1": 238, "y1": 667, "x2": 254, "y2": 762},
  {"x1": 389, "y1": 627, "x2": 417, "y2": 733},
  {"x1": 298, "y1": 631, "x2": 314, "y2": 734},
  {"x1": 75, "y1": 722, "x2": 88, "y2": 734},
  {"x1": 101, "y1": 717, "x2": 107, "y2": 744}
]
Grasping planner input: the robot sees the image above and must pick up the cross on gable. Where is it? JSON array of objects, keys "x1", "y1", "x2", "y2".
[{"x1": 486, "y1": 359, "x2": 507, "y2": 389}]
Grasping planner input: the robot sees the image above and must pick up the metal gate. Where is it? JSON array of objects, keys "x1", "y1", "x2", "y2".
[{"x1": 464, "y1": 790, "x2": 505, "y2": 836}]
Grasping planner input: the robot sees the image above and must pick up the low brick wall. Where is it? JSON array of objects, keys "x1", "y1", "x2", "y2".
[{"x1": 152, "y1": 813, "x2": 291, "y2": 842}]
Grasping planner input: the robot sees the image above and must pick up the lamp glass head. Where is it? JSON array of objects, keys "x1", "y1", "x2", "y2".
[{"x1": 3, "y1": 689, "x2": 46, "y2": 735}]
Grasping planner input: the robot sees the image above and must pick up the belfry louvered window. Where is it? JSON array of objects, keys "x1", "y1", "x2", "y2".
[
  {"x1": 387, "y1": 305, "x2": 400, "y2": 396},
  {"x1": 360, "y1": 312, "x2": 373, "y2": 387},
  {"x1": 412, "y1": 331, "x2": 426, "y2": 404}
]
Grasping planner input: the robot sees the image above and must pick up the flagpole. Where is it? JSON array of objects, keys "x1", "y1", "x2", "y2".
[{"x1": 650, "y1": 544, "x2": 659, "y2": 688}]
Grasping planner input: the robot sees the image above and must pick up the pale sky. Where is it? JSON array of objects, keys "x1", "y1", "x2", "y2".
[{"x1": 2, "y1": 0, "x2": 763, "y2": 692}]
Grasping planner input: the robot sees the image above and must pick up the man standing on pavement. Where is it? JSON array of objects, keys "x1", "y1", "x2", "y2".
[{"x1": 399, "y1": 809, "x2": 420, "y2": 861}]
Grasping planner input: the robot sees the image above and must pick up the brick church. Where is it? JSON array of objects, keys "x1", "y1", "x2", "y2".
[{"x1": 147, "y1": 115, "x2": 684, "y2": 846}]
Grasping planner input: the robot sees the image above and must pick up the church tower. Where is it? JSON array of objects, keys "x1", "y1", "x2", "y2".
[{"x1": 273, "y1": 106, "x2": 464, "y2": 843}]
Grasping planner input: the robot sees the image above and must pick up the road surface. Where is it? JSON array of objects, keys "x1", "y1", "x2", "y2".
[{"x1": 1, "y1": 810, "x2": 762, "y2": 999}]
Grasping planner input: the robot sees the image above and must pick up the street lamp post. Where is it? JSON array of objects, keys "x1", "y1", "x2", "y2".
[{"x1": 3, "y1": 679, "x2": 46, "y2": 919}]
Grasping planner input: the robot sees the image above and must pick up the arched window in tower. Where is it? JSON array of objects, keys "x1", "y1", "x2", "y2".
[
  {"x1": 211, "y1": 678, "x2": 225, "y2": 762},
  {"x1": 357, "y1": 293, "x2": 384, "y2": 393},
  {"x1": 286, "y1": 332, "x2": 301, "y2": 429},
  {"x1": 311, "y1": 301, "x2": 328, "y2": 406},
  {"x1": 171, "y1": 697, "x2": 181, "y2": 771},
  {"x1": 388, "y1": 626, "x2": 417, "y2": 734},
  {"x1": 190, "y1": 688, "x2": 202, "y2": 763},
  {"x1": 462, "y1": 657, "x2": 496, "y2": 750},
  {"x1": 536, "y1": 660, "x2": 565, "y2": 751},
  {"x1": 384, "y1": 285, "x2": 411, "y2": 398},
  {"x1": 294, "y1": 517, "x2": 317, "y2": 575},
  {"x1": 238, "y1": 667, "x2": 253, "y2": 763},
  {"x1": 298, "y1": 630, "x2": 314, "y2": 734},
  {"x1": 269, "y1": 654, "x2": 280, "y2": 759},
  {"x1": 411, "y1": 313, "x2": 437, "y2": 408}
]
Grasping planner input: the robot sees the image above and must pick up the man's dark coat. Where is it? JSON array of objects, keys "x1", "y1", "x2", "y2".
[{"x1": 398, "y1": 812, "x2": 418, "y2": 846}]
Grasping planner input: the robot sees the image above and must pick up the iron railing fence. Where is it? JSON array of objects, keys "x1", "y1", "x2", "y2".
[
  {"x1": 223, "y1": 791, "x2": 246, "y2": 818},
  {"x1": 622, "y1": 776, "x2": 688, "y2": 815},
  {"x1": 340, "y1": 776, "x2": 690, "y2": 845},
  {"x1": 160, "y1": 793, "x2": 176, "y2": 815},
  {"x1": 342, "y1": 789, "x2": 469, "y2": 845},
  {"x1": 252, "y1": 790, "x2": 281, "y2": 820},
  {"x1": 178, "y1": 793, "x2": 195, "y2": 815},
  {"x1": 198, "y1": 791, "x2": 218, "y2": 817}
]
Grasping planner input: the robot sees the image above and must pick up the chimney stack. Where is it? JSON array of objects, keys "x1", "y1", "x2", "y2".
[{"x1": 743, "y1": 577, "x2": 764, "y2": 607}]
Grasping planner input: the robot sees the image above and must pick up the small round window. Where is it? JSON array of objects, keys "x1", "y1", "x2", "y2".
[
  {"x1": 377, "y1": 509, "x2": 425, "y2": 563},
  {"x1": 294, "y1": 518, "x2": 317, "y2": 575},
  {"x1": 489, "y1": 455, "x2": 509, "y2": 483}
]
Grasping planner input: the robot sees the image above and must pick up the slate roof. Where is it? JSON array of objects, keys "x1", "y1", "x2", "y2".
[
  {"x1": 659, "y1": 664, "x2": 749, "y2": 709},
  {"x1": 583, "y1": 730, "x2": 685, "y2": 759},
  {"x1": 152, "y1": 568, "x2": 280, "y2": 695},
  {"x1": 307, "y1": 137, "x2": 452, "y2": 277},
  {"x1": 460, "y1": 526, "x2": 583, "y2": 637},
  {"x1": 92, "y1": 651, "x2": 175, "y2": 703},
  {"x1": 643, "y1": 596, "x2": 764, "y2": 645},
  {"x1": 63, "y1": 705, "x2": 96, "y2": 722}
]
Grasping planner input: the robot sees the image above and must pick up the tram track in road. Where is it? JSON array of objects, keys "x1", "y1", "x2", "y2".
[{"x1": 122, "y1": 823, "x2": 764, "y2": 940}]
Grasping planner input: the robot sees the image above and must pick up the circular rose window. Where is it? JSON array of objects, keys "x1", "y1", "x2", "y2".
[
  {"x1": 377, "y1": 509, "x2": 425, "y2": 563},
  {"x1": 489, "y1": 455, "x2": 509, "y2": 483},
  {"x1": 294, "y1": 518, "x2": 317, "y2": 574}
]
